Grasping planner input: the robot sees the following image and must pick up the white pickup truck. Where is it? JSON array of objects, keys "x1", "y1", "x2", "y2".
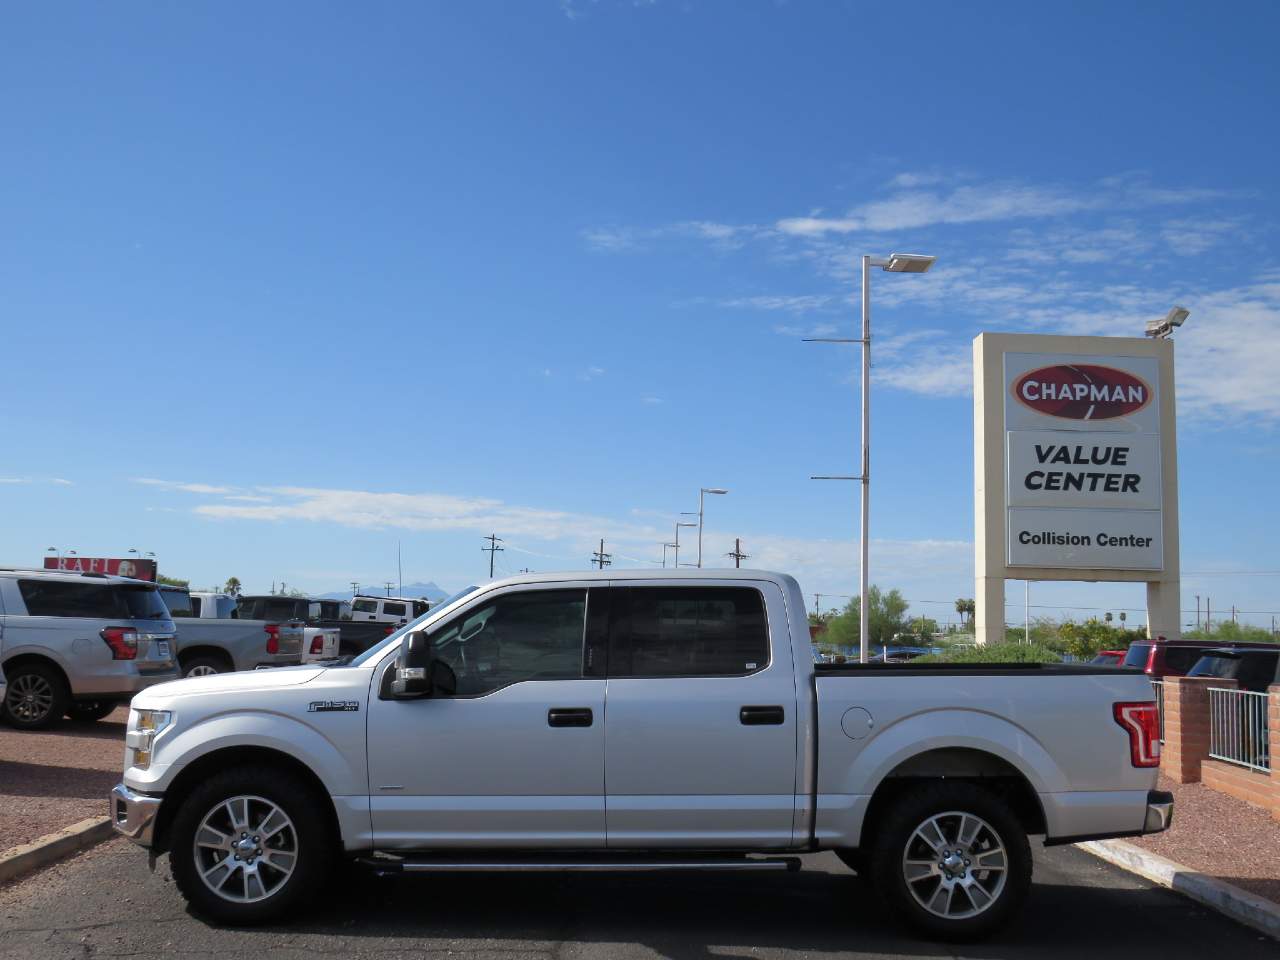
[{"x1": 110, "y1": 570, "x2": 1170, "y2": 940}]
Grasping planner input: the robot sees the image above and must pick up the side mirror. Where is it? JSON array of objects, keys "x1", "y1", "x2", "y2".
[{"x1": 391, "y1": 633, "x2": 431, "y2": 698}]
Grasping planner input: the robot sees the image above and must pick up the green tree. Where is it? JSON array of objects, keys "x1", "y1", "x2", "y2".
[
  {"x1": 955, "y1": 598, "x2": 975, "y2": 625},
  {"x1": 823, "y1": 586, "x2": 910, "y2": 651},
  {"x1": 224, "y1": 577, "x2": 242, "y2": 597},
  {"x1": 1184, "y1": 621, "x2": 1278, "y2": 644},
  {"x1": 156, "y1": 574, "x2": 189, "y2": 588}
]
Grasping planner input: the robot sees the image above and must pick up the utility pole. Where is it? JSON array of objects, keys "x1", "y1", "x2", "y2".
[
  {"x1": 1195, "y1": 594, "x2": 1200, "y2": 632},
  {"x1": 397, "y1": 541, "x2": 402, "y2": 596},
  {"x1": 813, "y1": 593, "x2": 823, "y2": 617},
  {"x1": 350, "y1": 581, "x2": 360, "y2": 597},
  {"x1": 1206, "y1": 597, "x2": 1211, "y2": 634},
  {"x1": 383, "y1": 581, "x2": 394, "y2": 597},
  {"x1": 1232, "y1": 604, "x2": 1237, "y2": 624},
  {"x1": 482, "y1": 534, "x2": 504, "y2": 579},
  {"x1": 726, "y1": 537, "x2": 749, "y2": 568},
  {"x1": 592, "y1": 539, "x2": 612, "y2": 570}
]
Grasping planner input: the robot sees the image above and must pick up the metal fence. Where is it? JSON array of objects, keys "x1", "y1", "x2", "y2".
[
  {"x1": 1150, "y1": 680, "x2": 1164, "y2": 743},
  {"x1": 1208, "y1": 687, "x2": 1271, "y2": 773}
]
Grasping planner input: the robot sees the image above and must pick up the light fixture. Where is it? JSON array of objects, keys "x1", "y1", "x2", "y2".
[
  {"x1": 1145, "y1": 305, "x2": 1190, "y2": 339},
  {"x1": 883, "y1": 253, "x2": 936, "y2": 274}
]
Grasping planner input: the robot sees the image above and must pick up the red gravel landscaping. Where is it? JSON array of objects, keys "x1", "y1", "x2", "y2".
[
  {"x1": 0, "y1": 706, "x2": 128, "y2": 852},
  {"x1": 1128, "y1": 773, "x2": 1280, "y2": 905}
]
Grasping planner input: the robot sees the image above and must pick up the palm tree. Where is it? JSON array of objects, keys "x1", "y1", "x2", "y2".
[
  {"x1": 224, "y1": 576, "x2": 242, "y2": 597},
  {"x1": 956, "y1": 598, "x2": 967, "y2": 625}
]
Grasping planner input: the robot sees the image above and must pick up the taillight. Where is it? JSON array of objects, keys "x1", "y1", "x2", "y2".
[
  {"x1": 265, "y1": 623, "x2": 280, "y2": 655},
  {"x1": 1144, "y1": 645, "x2": 1158, "y2": 675},
  {"x1": 101, "y1": 627, "x2": 139, "y2": 660},
  {"x1": 384, "y1": 624, "x2": 395, "y2": 636},
  {"x1": 1114, "y1": 702, "x2": 1161, "y2": 767},
  {"x1": 310, "y1": 634, "x2": 324, "y2": 655}
]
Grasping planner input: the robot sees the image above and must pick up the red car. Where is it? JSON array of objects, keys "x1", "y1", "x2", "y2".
[
  {"x1": 1122, "y1": 638, "x2": 1280, "y2": 678},
  {"x1": 1089, "y1": 649, "x2": 1128, "y2": 666}
]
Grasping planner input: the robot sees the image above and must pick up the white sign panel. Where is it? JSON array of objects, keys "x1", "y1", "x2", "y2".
[
  {"x1": 1007, "y1": 507, "x2": 1163, "y2": 570},
  {"x1": 1003, "y1": 351, "x2": 1163, "y2": 572},
  {"x1": 1006, "y1": 430, "x2": 1161, "y2": 510}
]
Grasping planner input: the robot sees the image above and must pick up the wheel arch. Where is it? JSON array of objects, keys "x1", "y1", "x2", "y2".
[
  {"x1": 176, "y1": 645, "x2": 235, "y2": 673},
  {"x1": 0, "y1": 652, "x2": 71, "y2": 694},
  {"x1": 152, "y1": 746, "x2": 342, "y2": 856},
  {"x1": 858, "y1": 747, "x2": 1047, "y2": 850}
]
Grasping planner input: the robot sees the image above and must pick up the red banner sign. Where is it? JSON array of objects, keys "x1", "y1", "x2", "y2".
[
  {"x1": 1012, "y1": 364, "x2": 1151, "y2": 421},
  {"x1": 42, "y1": 556, "x2": 158, "y2": 581}
]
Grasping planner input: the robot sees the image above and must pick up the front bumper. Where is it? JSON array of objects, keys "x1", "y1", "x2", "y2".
[
  {"x1": 1144, "y1": 789, "x2": 1174, "y2": 833},
  {"x1": 110, "y1": 783, "x2": 162, "y2": 847}
]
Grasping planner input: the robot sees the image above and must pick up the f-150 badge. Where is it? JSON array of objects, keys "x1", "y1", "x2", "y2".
[{"x1": 308, "y1": 700, "x2": 360, "y2": 713}]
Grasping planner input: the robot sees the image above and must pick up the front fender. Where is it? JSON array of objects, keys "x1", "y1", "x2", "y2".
[{"x1": 123, "y1": 708, "x2": 366, "y2": 798}]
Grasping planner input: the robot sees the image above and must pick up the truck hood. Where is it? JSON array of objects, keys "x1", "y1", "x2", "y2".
[{"x1": 133, "y1": 665, "x2": 327, "y2": 705}]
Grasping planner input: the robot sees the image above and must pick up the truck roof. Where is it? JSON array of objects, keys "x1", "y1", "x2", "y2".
[{"x1": 482, "y1": 568, "x2": 792, "y2": 589}]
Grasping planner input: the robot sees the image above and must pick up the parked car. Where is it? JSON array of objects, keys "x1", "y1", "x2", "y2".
[
  {"x1": 236, "y1": 594, "x2": 397, "y2": 656},
  {"x1": 1089, "y1": 649, "x2": 1128, "y2": 666},
  {"x1": 111, "y1": 569, "x2": 1170, "y2": 939},
  {"x1": 1122, "y1": 637, "x2": 1280, "y2": 678},
  {"x1": 349, "y1": 593, "x2": 432, "y2": 624},
  {"x1": 189, "y1": 591, "x2": 237, "y2": 619},
  {"x1": 1186, "y1": 647, "x2": 1280, "y2": 693},
  {"x1": 0, "y1": 568, "x2": 178, "y2": 728},
  {"x1": 157, "y1": 586, "x2": 306, "y2": 677}
]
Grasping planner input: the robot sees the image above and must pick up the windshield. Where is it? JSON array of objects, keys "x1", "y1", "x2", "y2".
[{"x1": 347, "y1": 586, "x2": 479, "y2": 666}]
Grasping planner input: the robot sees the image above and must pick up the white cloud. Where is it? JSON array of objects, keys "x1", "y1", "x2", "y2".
[
  {"x1": 718, "y1": 294, "x2": 838, "y2": 313},
  {"x1": 0, "y1": 477, "x2": 32, "y2": 484},
  {"x1": 578, "y1": 365, "x2": 606, "y2": 381},
  {"x1": 1161, "y1": 217, "x2": 1241, "y2": 257},
  {"x1": 135, "y1": 478, "x2": 233, "y2": 495},
  {"x1": 50, "y1": 478, "x2": 73, "y2": 486},
  {"x1": 641, "y1": 396, "x2": 663, "y2": 404},
  {"x1": 888, "y1": 172, "x2": 948, "y2": 189}
]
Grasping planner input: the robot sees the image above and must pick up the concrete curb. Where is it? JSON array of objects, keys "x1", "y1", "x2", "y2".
[
  {"x1": 1079, "y1": 838, "x2": 1280, "y2": 941},
  {"x1": 0, "y1": 817, "x2": 114, "y2": 885}
]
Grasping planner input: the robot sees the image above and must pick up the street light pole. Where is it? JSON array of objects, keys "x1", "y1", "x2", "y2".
[
  {"x1": 674, "y1": 521, "x2": 697, "y2": 569},
  {"x1": 859, "y1": 255, "x2": 872, "y2": 665},
  {"x1": 697, "y1": 487, "x2": 728, "y2": 568}
]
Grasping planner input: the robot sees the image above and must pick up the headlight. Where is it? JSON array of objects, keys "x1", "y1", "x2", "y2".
[{"x1": 126, "y1": 709, "x2": 172, "y2": 770}]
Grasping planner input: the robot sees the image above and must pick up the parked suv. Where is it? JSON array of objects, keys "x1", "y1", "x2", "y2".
[
  {"x1": 349, "y1": 594, "x2": 431, "y2": 624},
  {"x1": 1187, "y1": 647, "x2": 1280, "y2": 692},
  {"x1": 1121, "y1": 638, "x2": 1280, "y2": 678},
  {"x1": 0, "y1": 569, "x2": 178, "y2": 729}
]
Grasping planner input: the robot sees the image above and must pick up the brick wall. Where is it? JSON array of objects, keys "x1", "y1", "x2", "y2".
[{"x1": 1160, "y1": 677, "x2": 1280, "y2": 819}]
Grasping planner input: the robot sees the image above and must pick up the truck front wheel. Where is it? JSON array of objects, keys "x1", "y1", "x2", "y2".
[
  {"x1": 867, "y1": 781, "x2": 1031, "y2": 941},
  {"x1": 169, "y1": 767, "x2": 333, "y2": 924}
]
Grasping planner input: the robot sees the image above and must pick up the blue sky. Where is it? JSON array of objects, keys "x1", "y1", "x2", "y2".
[{"x1": 2, "y1": 2, "x2": 1278, "y2": 630}]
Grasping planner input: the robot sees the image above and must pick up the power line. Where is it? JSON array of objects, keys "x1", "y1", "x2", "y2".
[
  {"x1": 482, "y1": 533, "x2": 504, "y2": 578},
  {"x1": 592, "y1": 538, "x2": 612, "y2": 570}
]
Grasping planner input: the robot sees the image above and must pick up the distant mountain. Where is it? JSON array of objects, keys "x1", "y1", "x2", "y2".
[{"x1": 318, "y1": 581, "x2": 449, "y2": 602}]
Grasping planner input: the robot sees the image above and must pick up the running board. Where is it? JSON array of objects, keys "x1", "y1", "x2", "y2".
[{"x1": 357, "y1": 855, "x2": 801, "y2": 875}]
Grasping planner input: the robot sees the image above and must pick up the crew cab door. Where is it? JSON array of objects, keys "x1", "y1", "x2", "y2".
[
  {"x1": 366, "y1": 584, "x2": 607, "y2": 849},
  {"x1": 603, "y1": 581, "x2": 799, "y2": 848}
]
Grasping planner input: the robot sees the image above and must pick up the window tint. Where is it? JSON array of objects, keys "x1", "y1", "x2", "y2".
[
  {"x1": 428, "y1": 589, "x2": 586, "y2": 696},
  {"x1": 610, "y1": 587, "x2": 768, "y2": 678},
  {"x1": 1164, "y1": 647, "x2": 1204, "y2": 673},
  {"x1": 19, "y1": 580, "x2": 171, "y2": 620},
  {"x1": 383, "y1": 601, "x2": 407, "y2": 618},
  {"x1": 1122, "y1": 644, "x2": 1151, "y2": 668},
  {"x1": 159, "y1": 589, "x2": 194, "y2": 617},
  {"x1": 191, "y1": 596, "x2": 203, "y2": 617},
  {"x1": 261, "y1": 598, "x2": 302, "y2": 621},
  {"x1": 1188, "y1": 655, "x2": 1237, "y2": 679},
  {"x1": 352, "y1": 599, "x2": 377, "y2": 614}
]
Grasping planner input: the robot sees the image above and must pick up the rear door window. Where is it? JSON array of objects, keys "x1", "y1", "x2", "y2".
[
  {"x1": 383, "y1": 601, "x2": 407, "y2": 618},
  {"x1": 1122, "y1": 644, "x2": 1151, "y2": 668},
  {"x1": 18, "y1": 580, "x2": 170, "y2": 620},
  {"x1": 1164, "y1": 647, "x2": 1205, "y2": 674},
  {"x1": 353, "y1": 599, "x2": 378, "y2": 614},
  {"x1": 608, "y1": 586, "x2": 769, "y2": 678}
]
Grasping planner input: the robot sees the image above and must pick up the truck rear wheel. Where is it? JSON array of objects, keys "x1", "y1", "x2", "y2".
[
  {"x1": 169, "y1": 766, "x2": 333, "y2": 924},
  {"x1": 867, "y1": 781, "x2": 1031, "y2": 941},
  {"x1": 181, "y1": 655, "x2": 230, "y2": 678}
]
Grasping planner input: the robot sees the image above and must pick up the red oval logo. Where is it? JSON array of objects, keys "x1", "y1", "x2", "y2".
[{"x1": 1012, "y1": 364, "x2": 1151, "y2": 420}]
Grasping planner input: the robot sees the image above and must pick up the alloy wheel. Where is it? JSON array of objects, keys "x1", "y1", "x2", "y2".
[
  {"x1": 7, "y1": 674, "x2": 54, "y2": 723},
  {"x1": 192, "y1": 795, "x2": 299, "y2": 903},
  {"x1": 901, "y1": 810, "x2": 1008, "y2": 920}
]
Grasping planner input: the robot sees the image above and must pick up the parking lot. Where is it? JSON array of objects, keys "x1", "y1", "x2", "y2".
[{"x1": 2, "y1": 838, "x2": 1275, "y2": 960}]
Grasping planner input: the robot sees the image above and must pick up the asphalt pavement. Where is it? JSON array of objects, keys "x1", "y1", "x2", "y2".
[{"x1": 1, "y1": 838, "x2": 1275, "y2": 959}]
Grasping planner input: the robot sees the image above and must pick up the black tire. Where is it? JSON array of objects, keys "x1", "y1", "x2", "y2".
[
  {"x1": 65, "y1": 700, "x2": 120, "y2": 722},
  {"x1": 1, "y1": 661, "x2": 70, "y2": 730},
  {"x1": 181, "y1": 655, "x2": 230, "y2": 679},
  {"x1": 868, "y1": 781, "x2": 1031, "y2": 942},
  {"x1": 169, "y1": 766, "x2": 333, "y2": 924}
]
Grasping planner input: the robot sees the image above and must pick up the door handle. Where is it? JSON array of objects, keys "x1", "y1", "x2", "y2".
[
  {"x1": 739, "y1": 705, "x2": 785, "y2": 725},
  {"x1": 548, "y1": 707, "x2": 594, "y2": 728}
]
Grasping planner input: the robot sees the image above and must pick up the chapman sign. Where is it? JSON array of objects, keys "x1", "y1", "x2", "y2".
[{"x1": 973, "y1": 334, "x2": 1180, "y2": 645}]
